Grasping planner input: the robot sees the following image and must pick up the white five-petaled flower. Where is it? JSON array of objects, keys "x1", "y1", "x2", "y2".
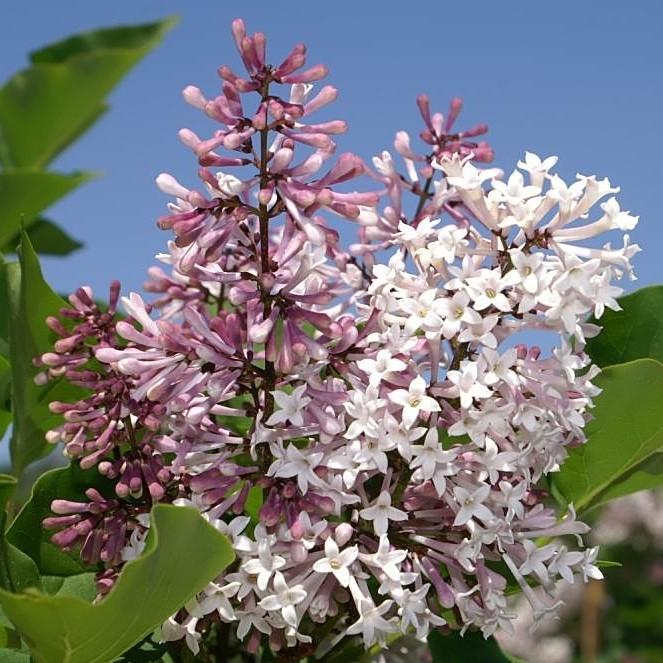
[
  {"x1": 258, "y1": 571, "x2": 307, "y2": 627},
  {"x1": 359, "y1": 491, "x2": 408, "y2": 535},
  {"x1": 345, "y1": 597, "x2": 398, "y2": 648},
  {"x1": 453, "y1": 484, "x2": 494, "y2": 526},
  {"x1": 266, "y1": 385, "x2": 310, "y2": 426},
  {"x1": 241, "y1": 540, "x2": 286, "y2": 591},
  {"x1": 268, "y1": 444, "x2": 324, "y2": 494},
  {"x1": 446, "y1": 361, "x2": 492, "y2": 409},
  {"x1": 312, "y1": 536, "x2": 358, "y2": 587},
  {"x1": 360, "y1": 534, "x2": 408, "y2": 582},
  {"x1": 409, "y1": 428, "x2": 458, "y2": 496},
  {"x1": 398, "y1": 289, "x2": 444, "y2": 337},
  {"x1": 388, "y1": 375, "x2": 440, "y2": 428},
  {"x1": 357, "y1": 349, "x2": 407, "y2": 387}
]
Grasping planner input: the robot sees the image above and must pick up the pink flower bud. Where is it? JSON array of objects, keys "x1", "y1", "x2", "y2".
[{"x1": 334, "y1": 523, "x2": 354, "y2": 546}]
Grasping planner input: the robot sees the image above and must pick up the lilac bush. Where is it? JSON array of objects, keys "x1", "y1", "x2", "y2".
[{"x1": 36, "y1": 18, "x2": 640, "y2": 657}]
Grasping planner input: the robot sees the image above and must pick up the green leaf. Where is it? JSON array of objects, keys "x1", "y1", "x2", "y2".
[
  {"x1": 0, "y1": 504, "x2": 234, "y2": 663},
  {"x1": 586, "y1": 452, "x2": 663, "y2": 506},
  {"x1": 428, "y1": 629, "x2": 518, "y2": 662},
  {"x1": 0, "y1": 358, "x2": 11, "y2": 439},
  {"x1": 5, "y1": 231, "x2": 86, "y2": 475},
  {"x1": 115, "y1": 634, "x2": 171, "y2": 663},
  {"x1": 0, "y1": 170, "x2": 93, "y2": 248},
  {"x1": 2, "y1": 218, "x2": 83, "y2": 256},
  {"x1": 0, "y1": 523, "x2": 42, "y2": 594},
  {"x1": 552, "y1": 358, "x2": 663, "y2": 512},
  {"x1": 0, "y1": 649, "x2": 30, "y2": 662},
  {"x1": 0, "y1": 475, "x2": 41, "y2": 595},
  {"x1": 586, "y1": 285, "x2": 663, "y2": 367},
  {"x1": 0, "y1": 475, "x2": 16, "y2": 511},
  {"x1": 0, "y1": 18, "x2": 177, "y2": 169},
  {"x1": 7, "y1": 464, "x2": 115, "y2": 576}
]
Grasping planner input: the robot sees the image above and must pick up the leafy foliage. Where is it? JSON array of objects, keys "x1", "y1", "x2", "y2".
[
  {"x1": 2, "y1": 231, "x2": 85, "y2": 475},
  {"x1": 0, "y1": 17, "x2": 176, "y2": 256},
  {"x1": 586, "y1": 286, "x2": 663, "y2": 367},
  {"x1": 7, "y1": 463, "x2": 112, "y2": 576},
  {"x1": 0, "y1": 505, "x2": 234, "y2": 663},
  {"x1": 552, "y1": 358, "x2": 663, "y2": 511}
]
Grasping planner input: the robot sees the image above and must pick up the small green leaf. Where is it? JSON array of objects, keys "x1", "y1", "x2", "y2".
[
  {"x1": 4, "y1": 231, "x2": 86, "y2": 476},
  {"x1": 428, "y1": 629, "x2": 518, "y2": 662},
  {"x1": 552, "y1": 358, "x2": 663, "y2": 512},
  {"x1": 0, "y1": 18, "x2": 177, "y2": 169},
  {"x1": 0, "y1": 170, "x2": 93, "y2": 248},
  {"x1": 586, "y1": 285, "x2": 663, "y2": 367},
  {"x1": 7, "y1": 463, "x2": 115, "y2": 576},
  {"x1": 2, "y1": 218, "x2": 83, "y2": 256},
  {"x1": 0, "y1": 504, "x2": 234, "y2": 663}
]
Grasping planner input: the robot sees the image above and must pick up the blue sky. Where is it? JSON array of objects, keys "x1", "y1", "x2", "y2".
[{"x1": 1, "y1": 0, "x2": 662, "y2": 298}]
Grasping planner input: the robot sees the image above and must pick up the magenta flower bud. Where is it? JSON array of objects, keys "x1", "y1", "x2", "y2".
[
  {"x1": 334, "y1": 523, "x2": 353, "y2": 547},
  {"x1": 52, "y1": 527, "x2": 81, "y2": 549},
  {"x1": 274, "y1": 43, "x2": 307, "y2": 78},
  {"x1": 51, "y1": 499, "x2": 89, "y2": 515},
  {"x1": 290, "y1": 517, "x2": 305, "y2": 540},
  {"x1": 253, "y1": 32, "x2": 266, "y2": 67},
  {"x1": 299, "y1": 120, "x2": 347, "y2": 135},
  {"x1": 459, "y1": 123, "x2": 489, "y2": 139},
  {"x1": 445, "y1": 96, "x2": 463, "y2": 132},
  {"x1": 251, "y1": 103, "x2": 268, "y2": 130},
  {"x1": 471, "y1": 142, "x2": 494, "y2": 163},
  {"x1": 303, "y1": 85, "x2": 338, "y2": 116},
  {"x1": 281, "y1": 64, "x2": 328, "y2": 84},
  {"x1": 417, "y1": 94, "x2": 433, "y2": 130},
  {"x1": 241, "y1": 36, "x2": 260, "y2": 72},
  {"x1": 421, "y1": 556, "x2": 455, "y2": 608}
]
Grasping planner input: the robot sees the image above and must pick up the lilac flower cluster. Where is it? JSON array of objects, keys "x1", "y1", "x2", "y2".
[{"x1": 38, "y1": 19, "x2": 639, "y2": 656}]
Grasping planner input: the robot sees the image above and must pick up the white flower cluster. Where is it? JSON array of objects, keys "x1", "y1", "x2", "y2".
[{"x1": 155, "y1": 153, "x2": 636, "y2": 653}]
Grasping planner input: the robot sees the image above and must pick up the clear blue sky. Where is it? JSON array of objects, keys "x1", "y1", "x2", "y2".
[{"x1": 1, "y1": 0, "x2": 662, "y2": 298}]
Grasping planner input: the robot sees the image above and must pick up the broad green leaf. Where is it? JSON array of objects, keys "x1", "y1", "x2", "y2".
[
  {"x1": 0, "y1": 170, "x2": 93, "y2": 247},
  {"x1": 0, "y1": 475, "x2": 41, "y2": 595},
  {"x1": 428, "y1": 629, "x2": 517, "y2": 662},
  {"x1": 2, "y1": 218, "x2": 83, "y2": 256},
  {"x1": 586, "y1": 285, "x2": 663, "y2": 367},
  {"x1": 552, "y1": 359, "x2": 663, "y2": 512},
  {"x1": 0, "y1": 18, "x2": 177, "y2": 169},
  {"x1": 587, "y1": 452, "x2": 663, "y2": 506},
  {"x1": 5, "y1": 231, "x2": 85, "y2": 475},
  {"x1": 42, "y1": 574, "x2": 96, "y2": 602},
  {"x1": 0, "y1": 521, "x2": 42, "y2": 594},
  {"x1": 0, "y1": 504, "x2": 234, "y2": 663},
  {"x1": 0, "y1": 649, "x2": 30, "y2": 662},
  {"x1": 8, "y1": 464, "x2": 115, "y2": 576}
]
